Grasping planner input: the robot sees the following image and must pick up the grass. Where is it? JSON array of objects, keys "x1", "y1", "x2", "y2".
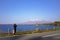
[
  {"x1": 0, "y1": 28, "x2": 60, "y2": 37},
  {"x1": 16, "y1": 28, "x2": 60, "y2": 35},
  {"x1": 0, "y1": 33, "x2": 13, "y2": 37}
]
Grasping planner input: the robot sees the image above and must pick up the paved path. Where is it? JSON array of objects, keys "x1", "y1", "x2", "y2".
[
  {"x1": 15, "y1": 31, "x2": 60, "y2": 40},
  {"x1": 0, "y1": 31, "x2": 60, "y2": 40}
]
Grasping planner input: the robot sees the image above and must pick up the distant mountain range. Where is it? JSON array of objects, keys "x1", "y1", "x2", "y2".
[{"x1": 20, "y1": 20, "x2": 52, "y2": 25}]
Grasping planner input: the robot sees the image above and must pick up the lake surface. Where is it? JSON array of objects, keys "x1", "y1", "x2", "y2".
[{"x1": 0, "y1": 25, "x2": 60, "y2": 33}]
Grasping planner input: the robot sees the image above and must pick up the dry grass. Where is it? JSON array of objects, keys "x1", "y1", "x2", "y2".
[{"x1": 0, "y1": 28, "x2": 60, "y2": 37}]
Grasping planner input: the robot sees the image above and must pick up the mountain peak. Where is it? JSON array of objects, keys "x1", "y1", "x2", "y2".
[{"x1": 20, "y1": 20, "x2": 51, "y2": 25}]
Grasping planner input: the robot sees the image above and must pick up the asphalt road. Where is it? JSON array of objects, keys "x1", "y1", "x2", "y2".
[{"x1": 0, "y1": 31, "x2": 60, "y2": 40}]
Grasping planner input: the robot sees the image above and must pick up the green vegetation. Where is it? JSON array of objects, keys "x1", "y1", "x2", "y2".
[
  {"x1": 16, "y1": 28, "x2": 60, "y2": 35},
  {"x1": 53, "y1": 21, "x2": 60, "y2": 26},
  {"x1": 0, "y1": 28, "x2": 60, "y2": 37},
  {"x1": 0, "y1": 33, "x2": 13, "y2": 37},
  {"x1": 42, "y1": 21, "x2": 60, "y2": 26}
]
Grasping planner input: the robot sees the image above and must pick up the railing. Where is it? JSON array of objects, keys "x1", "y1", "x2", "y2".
[{"x1": 0, "y1": 25, "x2": 60, "y2": 37}]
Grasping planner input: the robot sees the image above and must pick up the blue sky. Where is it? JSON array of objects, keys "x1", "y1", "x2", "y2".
[{"x1": 0, "y1": 0, "x2": 60, "y2": 24}]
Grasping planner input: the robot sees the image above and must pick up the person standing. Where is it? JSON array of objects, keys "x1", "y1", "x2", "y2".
[{"x1": 13, "y1": 24, "x2": 17, "y2": 35}]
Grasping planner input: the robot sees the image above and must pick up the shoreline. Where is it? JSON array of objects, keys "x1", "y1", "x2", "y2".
[{"x1": 0, "y1": 28, "x2": 60, "y2": 37}]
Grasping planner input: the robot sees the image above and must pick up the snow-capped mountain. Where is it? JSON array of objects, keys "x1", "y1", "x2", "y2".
[{"x1": 20, "y1": 20, "x2": 51, "y2": 25}]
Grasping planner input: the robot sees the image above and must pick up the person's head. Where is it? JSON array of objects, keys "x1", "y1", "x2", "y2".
[{"x1": 14, "y1": 24, "x2": 17, "y2": 27}]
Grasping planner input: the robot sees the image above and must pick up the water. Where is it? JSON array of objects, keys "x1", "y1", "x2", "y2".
[{"x1": 0, "y1": 25, "x2": 60, "y2": 33}]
